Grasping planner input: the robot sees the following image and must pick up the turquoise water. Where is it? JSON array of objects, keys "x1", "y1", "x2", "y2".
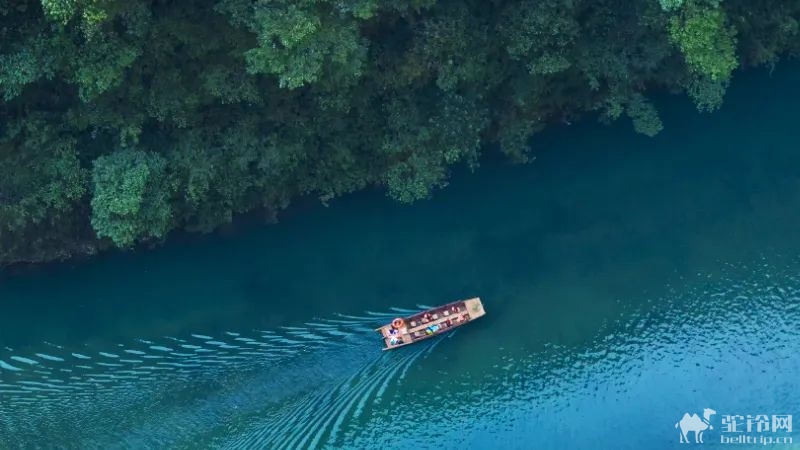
[{"x1": 2, "y1": 61, "x2": 800, "y2": 449}]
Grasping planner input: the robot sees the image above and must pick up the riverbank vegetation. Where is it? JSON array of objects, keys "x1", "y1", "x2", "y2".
[{"x1": 1, "y1": 0, "x2": 799, "y2": 265}]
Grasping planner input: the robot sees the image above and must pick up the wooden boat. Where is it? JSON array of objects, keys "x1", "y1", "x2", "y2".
[{"x1": 376, "y1": 297, "x2": 486, "y2": 350}]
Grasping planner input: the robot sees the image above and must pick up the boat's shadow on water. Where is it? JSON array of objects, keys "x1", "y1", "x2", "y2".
[{"x1": 0, "y1": 306, "x2": 446, "y2": 450}]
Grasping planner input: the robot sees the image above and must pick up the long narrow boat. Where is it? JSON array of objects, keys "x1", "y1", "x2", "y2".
[{"x1": 376, "y1": 297, "x2": 486, "y2": 350}]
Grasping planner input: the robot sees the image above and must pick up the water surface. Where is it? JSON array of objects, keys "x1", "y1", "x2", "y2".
[{"x1": 1, "y1": 62, "x2": 800, "y2": 449}]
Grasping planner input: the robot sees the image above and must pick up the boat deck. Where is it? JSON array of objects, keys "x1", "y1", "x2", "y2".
[{"x1": 378, "y1": 297, "x2": 485, "y2": 349}]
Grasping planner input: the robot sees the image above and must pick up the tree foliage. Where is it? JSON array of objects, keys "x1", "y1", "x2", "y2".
[
  {"x1": 90, "y1": 149, "x2": 175, "y2": 247},
  {"x1": 668, "y1": 0, "x2": 738, "y2": 81},
  {"x1": 1, "y1": 0, "x2": 799, "y2": 265}
]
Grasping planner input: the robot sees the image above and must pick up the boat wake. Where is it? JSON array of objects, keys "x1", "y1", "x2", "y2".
[{"x1": 0, "y1": 306, "x2": 443, "y2": 449}]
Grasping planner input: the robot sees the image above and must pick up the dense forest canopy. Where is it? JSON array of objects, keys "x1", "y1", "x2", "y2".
[{"x1": 1, "y1": 0, "x2": 798, "y2": 265}]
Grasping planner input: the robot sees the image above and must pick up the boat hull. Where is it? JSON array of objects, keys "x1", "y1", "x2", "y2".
[{"x1": 376, "y1": 297, "x2": 485, "y2": 350}]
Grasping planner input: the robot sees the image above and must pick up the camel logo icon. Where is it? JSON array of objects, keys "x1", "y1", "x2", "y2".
[{"x1": 676, "y1": 408, "x2": 717, "y2": 443}]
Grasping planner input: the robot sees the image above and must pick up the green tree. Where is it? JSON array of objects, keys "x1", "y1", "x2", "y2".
[
  {"x1": 1, "y1": 0, "x2": 799, "y2": 266},
  {"x1": 669, "y1": 1, "x2": 739, "y2": 81},
  {"x1": 90, "y1": 149, "x2": 175, "y2": 247},
  {"x1": 233, "y1": 1, "x2": 368, "y2": 89},
  {"x1": 0, "y1": 117, "x2": 86, "y2": 233},
  {"x1": 381, "y1": 92, "x2": 487, "y2": 202}
]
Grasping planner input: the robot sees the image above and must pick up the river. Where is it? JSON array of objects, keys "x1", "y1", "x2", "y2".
[{"x1": 1, "y1": 62, "x2": 799, "y2": 449}]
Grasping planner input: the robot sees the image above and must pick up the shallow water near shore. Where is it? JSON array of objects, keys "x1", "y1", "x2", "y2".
[{"x1": 1, "y1": 61, "x2": 800, "y2": 449}]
